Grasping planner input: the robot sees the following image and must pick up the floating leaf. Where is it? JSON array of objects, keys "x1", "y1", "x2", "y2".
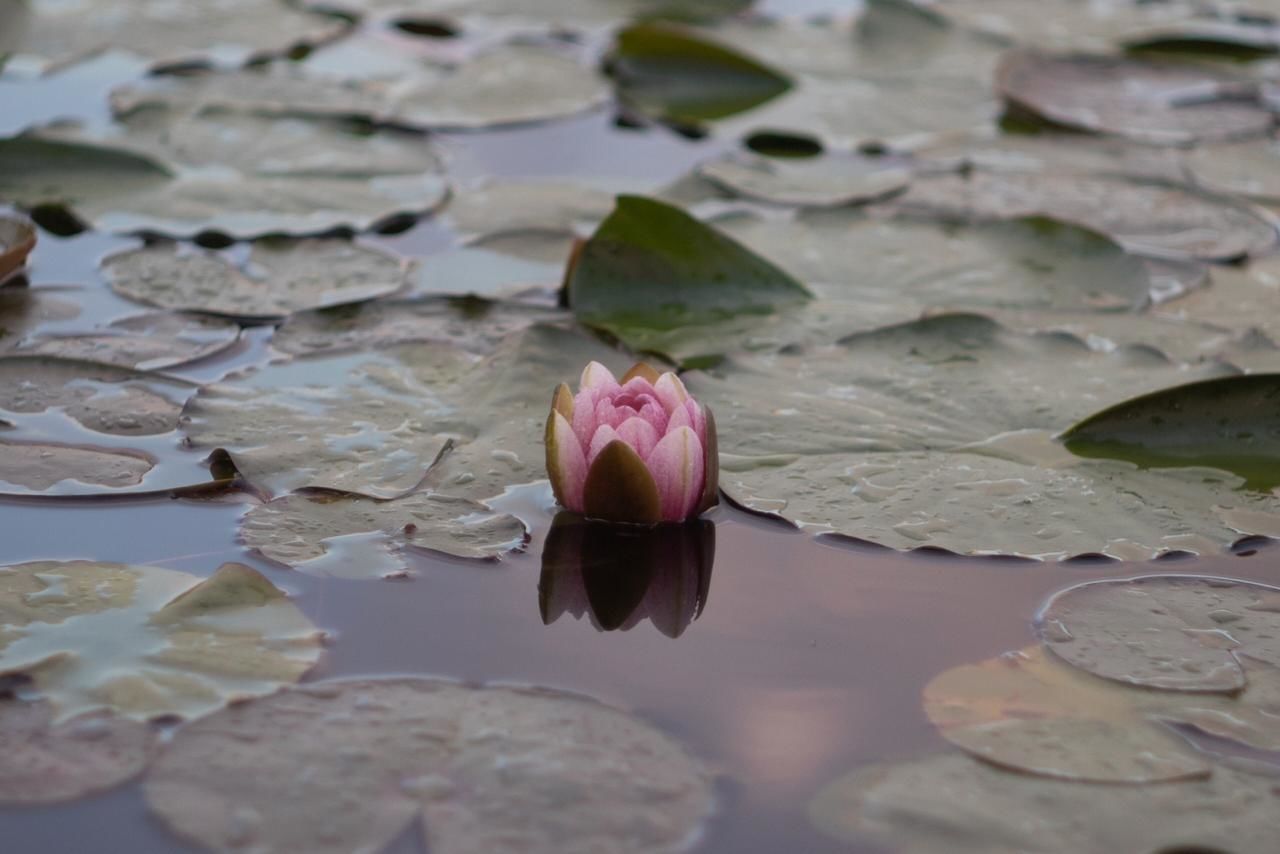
[
  {"x1": 145, "y1": 678, "x2": 716, "y2": 854},
  {"x1": 894, "y1": 170, "x2": 1279, "y2": 261},
  {"x1": 0, "y1": 697, "x2": 155, "y2": 804},
  {"x1": 1154, "y1": 255, "x2": 1280, "y2": 348},
  {"x1": 1186, "y1": 134, "x2": 1280, "y2": 203},
  {"x1": 609, "y1": 22, "x2": 793, "y2": 124},
  {"x1": 567, "y1": 195, "x2": 811, "y2": 346},
  {"x1": 0, "y1": 288, "x2": 82, "y2": 352},
  {"x1": 241, "y1": 491, "x2": 527, "y2": 579},
  {"x1": 0, "y1": 561, "x2": 322, "y2": 721},
  {"x1": 811, "y1": 753, "x2": 1280, "y2": 854},
  {"x1": 15, "y1": 311, "x2": 241, "y2": 371},
  {"x1": 688, "y1": 313, "x2": 1280, "y2": 557},
  {"x1": 697, "y1": 152, "x2": 911, "y2": 207},
  {"x1": 103, "y1": 240, "x2": 408, "y2": 321},
  {"x1": 0, "y1": 216, "x2": 36, "y2": 282},
  {"x1": 303, "y1": 0, "x2": 750, "y2": 30},
  {"x1": 183, "y1": 324, "x2": 619, "y2": 499},
  {"x1": 11, "y1": 0, "x2": 348, "y2": 70},
  {"x1": 444, "y1": 179, "x2": 620, "y2": 239},
  {"x1": 1035, "y1": 575, "x2": 1280, "y2": 693},
  {"x1": 1062, "y1": 374, "x2": 1280, "y2": 490},
  {"x1": 0, "y1": 440, "x2": 155, "y2": 493},
  {"x1": 997, "y1": 51, "x2": 1272, "y2": 146}
]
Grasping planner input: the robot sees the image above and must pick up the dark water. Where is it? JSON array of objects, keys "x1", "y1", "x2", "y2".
[{"x1": 4, "y1": 33, "x2": 1280, "y2": 854}]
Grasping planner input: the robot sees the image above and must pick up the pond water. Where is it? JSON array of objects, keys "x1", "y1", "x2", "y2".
[{"x1": 5, "y1": 1, "x2": 1280, "y2": 852}]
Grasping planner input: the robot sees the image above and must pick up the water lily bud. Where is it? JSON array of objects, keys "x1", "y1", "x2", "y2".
[{"x1": 545, "y1": 361, "x2": 719, "y2": 523}]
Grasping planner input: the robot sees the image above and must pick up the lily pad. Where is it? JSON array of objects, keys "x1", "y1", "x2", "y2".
[
  {"x1": 893, "y1": 170, "x2": 1280, "y2": 261},
  {"x1": 102, "y1": 240, "x2": 408, "y2": 321},
  {"x1": 12, "y1": 0, "x2": 348, "y2": 70},
  {"x1": 697, "y1": 152, "x2": 911, "y2": 207},
  {"x1": 811, "y1": 752, "x2": 1280, "y2": 854},
  {"x1": 183, "y1": 324, "x2": 619, "y2": 499},
  {"x1": 0, "y1": 440, "x2": 156, "y2": 493},
  {"x1": 0, "y1": 697, "x2": 155, "y2": 804},
  {"x1": 688, "y1": 313, "x2": 1280, "y2": 557},
  {"x1": 566, "y1": 195, "x2": 812, "y2": 346},
  {"x1": 272, "y1": 298, "x2": 564, "y2": 358},
  {"x1": 1062, "y1": 374, "x2": 1280, "y2": 490},
  {"x1": 609, "y1": 22, "x2": 793, "y2": 124},
  {"x1": 0, "y1": 288, "x2": 82, "y2": 351},
  {"x1": 0, "y1": 121, "x2": 448, "y2": 239},
  {"x1": 1186, "y1": 134, "x2": 1280, "y2": 203},
  {"x1": 113, "y1": 46, "x2": 609, "y2": 131},
  {"x1": 144, "y1": 678, "x2": 716, "y2": 854},
  {"x1": 442, "y1": 179, "x2": 618, "y2": 239},
  {"x1": 1035, "y1": 575, "x2": 1280, "y2": 693},
  {"x1": 304, "y1": 0, "x2": 751, "y2": 29},
  {"x1": 14, "y1": 311, "x2": 241, "y2": 371},
  {"x1": 0, "y1": 561, "x2": 322, "y2": 721},
  {"x1": 996, "y1": 51, "x2": 1272, "y2": 146},
  {"x1": 241, "y1": 490, "x2": 527, "y2": 579},
  {"x1": 0, "y1": 215, "x2": 36, "y2": 282},
  {"x1": 1155, "y1": 255, "x2": 1280, "y2": 347}
]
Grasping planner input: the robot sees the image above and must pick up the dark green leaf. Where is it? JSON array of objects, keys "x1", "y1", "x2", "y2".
[
  {"x1": 608, "y1": 22, "x2": 792, "y2": 124},
  {"x1": 1062, "y1": 373, "x2": 1280, "y2": 490},
  {"x1": 567, "y1": 195, "x2": 810, "y2": 345}
]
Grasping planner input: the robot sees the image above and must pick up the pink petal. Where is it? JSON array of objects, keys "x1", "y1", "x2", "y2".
[
  {"x1": 654, "y1": 373, "x2": 689, "y2": 415},
  {"x1": 686, "y1": 399, "x2": 707, "y2": 445},
  {"x1": 618, "y1": 376, "x2": 659, "y2": 399},
  {"x1": 587, "y1": 424, "x2": 622, "y2": 468},
  {"x1": 594, "y1": 397, "x2": 630, "y2": 432},
  {"x1": 645, "y1": 425, "x2": 705, "y2": 522},
  {"x1": 667, "y1": 402, "x2": 693, "y2": 434},
  {"x1": 551, "y1": 411, "x2": 587, "y2": 511},
  {"x1": 580, "y1": 362, "x2": 620, "y2": 394},
  {"x1": 571, "y1": 388, "x2": 598, "y2": 449},
  {"x1": 616, "y1": 416, "x2": 661, "y2": 460},
  {"x1": 636, "y1": 400, "x2": 668, "y2": 434}
]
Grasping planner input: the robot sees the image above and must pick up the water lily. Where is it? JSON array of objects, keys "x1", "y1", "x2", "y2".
[{"x1": 545, "y1": 362, "x2": 718, "y2": 524}]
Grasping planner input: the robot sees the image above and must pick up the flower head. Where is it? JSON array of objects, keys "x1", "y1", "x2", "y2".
[{"x1": 545, "y1": 362, "x2": 718, "y2": 524}]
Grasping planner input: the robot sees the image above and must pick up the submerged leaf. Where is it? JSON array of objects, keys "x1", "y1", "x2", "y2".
[
  {"x1": 0, "y1": 561, "x2": 322, "y2": 722},
  {"x1": 609, "y1": 22, "x2": 792, "y2": 124},
  {"x1": 144, "y1": 678, "x2": 716, "y2": 854},
  {"x1": 1062, "y1": 374, "x2": 1280, "y2": 490}
]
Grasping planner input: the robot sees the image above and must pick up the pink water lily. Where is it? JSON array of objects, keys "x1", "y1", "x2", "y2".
[{"x1": 545, "y1": 362, "x2": 718, "y2": 524}]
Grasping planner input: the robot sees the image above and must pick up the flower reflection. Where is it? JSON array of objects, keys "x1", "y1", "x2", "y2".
[{"x1": 538, "y1": 512, "x2": 715, "y2": 638}]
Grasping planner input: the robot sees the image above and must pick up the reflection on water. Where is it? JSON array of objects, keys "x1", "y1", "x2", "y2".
[{"x1": 540, "y1": 512, "x2": 714, "y2": 637}]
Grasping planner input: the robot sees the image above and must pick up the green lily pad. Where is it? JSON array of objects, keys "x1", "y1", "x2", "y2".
[
  {"x1": 1035, "y1": 575, "x2": 1280, "y2": 693},
  {"x1": 609, "y1": 22, "x2": 793, "y2": 124},
  {"x1": 241, "y1": 490, "x2": 527, "y2": 579},
  {"x1": 102, "y1": 240, "x2": 408, "y2": 321},
  {"x1": 183, "y1": 323, "x2": 619, "y2": 500},
  {"x1": 996, "y1": 51, "x2": 1272, "y2": 146},
  {"x1": 688, "y1": 313, "x2": 1280, "y2": 558},
  {"x1": 1063, "y1": 374, "x2": 1280, "y2": 490},
  {"x1": 566, "y1": 195, "x2": 811, "y2": 347},
  {"x1": 0, "y1": 561, "x2": 322, "y2": 722},
  {"x1": 811, "y1": 752, "x2": 1280, "y2": 854},
  {"x1": 144, "y1": 678, "x2": 716, "y2": 854}
]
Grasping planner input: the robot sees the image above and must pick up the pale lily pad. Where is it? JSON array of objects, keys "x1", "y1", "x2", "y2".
[
  {"x1": 0, "y1": 120, "x2": 447, "y2": 238},
  {"x1": 310, "y1": 0, "x2": 751, "y2": 30},
  {"x1": 12, "y1": 0, "x2": 348, "y2": 70},
  {"x1": 0, "y1": 697, "x2": 155, "y2": 804},
  {"x1": 144, "y1": 678, "x2": 716, "y2": 854},
  {"x1": 113, "y1": 46, "x2": 609, "y2": 131},
  {"x1": 688, "y1": 313, "x2": 1280, "y2": 557},
  {"x1": 409, "y1": 240, "x2": 568, "y2": 301},
  {"x1": 811, "y1": 753, "x2": 1280, "y2": 854},
  {"x1": 1155, "y1": 255, "x2": 1280, "y2": 346},
  {"x1": 14, "y1": 311, "x2": 241, "y2": 371},
  {"x1": 0, "y1": 440, "x2": 155, "y2": 493},
  {"x1": 1035, "y1": 575, "x2": 1280, "y2": 693},
  {"x1": 443, "y1": 180, "x2": 618, "y2": 239},
  {"x1": 241, "y1": 491, "x2": 527, "y2": 578},
  {"x1": 183, "y1": 324, "x2": 619, "y2": 499},
  {"x1": 0, "y1": 215, "x2": 36, "y2": 282},
  {"x1": 0, "y1": 288, "x2": 82, "y2": 351},
  {"x1": 0, "y1": 561, "x2": 322, "y2": 722},
  {"x1": 697, "y1": 152, "x2": 911, "y2": 206},
  {"x1": 1186, "y1": 134, "x2": 1280, "y2": 202},
  {"x1": 272, "y1": 298, "x2": 564, "y2": 358},
  {"x1": 927, "y1": 644, "x2": 1280, "y2": 782},
  {"x1": 1063, "y1": 374, "x2": 1280, "y2": 490},
  {"x1": 893, "y1": 170, "x2": 1280, "y2": 261},
  {"x1": 997, "y1": 51, "x2": 1273, "y2": 146},
  {"x1": 103, "y1": 240, "x2": 408, "y2": 320}
]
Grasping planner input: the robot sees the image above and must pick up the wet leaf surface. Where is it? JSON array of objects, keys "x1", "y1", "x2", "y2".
[
  {"x1": 697, "y1": 152, "x2": 911, "y2": 207},
  {"x1": 1186, "y1": 134, "x2": 1280, "y2": 202},
  {"x1": 1063, "y1": 374, "x2": 1280, "y2": 489},
  {"x1": 1035, "y1": 575, "x2": 1280, "y2": 693},
  {"x1": 0, "y1": 439, "x2": 155, "y2": 493},
  {"x1": 241, "y1": 490, "x2": 527, "y2": 578},
  {"x1": 144, "y1": 677, "x2": 716, "y2": 854},
  {"x1": 103, "y1": 240, "x2": 408, "y2": 320},
  {"x1": 0, "y1": 561, "x2": 322, "y2": 721},
  {"x1": 0, "y1": 698, "x2": 155, "y2": 804},
  {"x1": 13, "y1": 311, "x2": 241, "y2": 371},
  {"x1": 810, "y1": 752, "x2": 1280, "y2": 854}
]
